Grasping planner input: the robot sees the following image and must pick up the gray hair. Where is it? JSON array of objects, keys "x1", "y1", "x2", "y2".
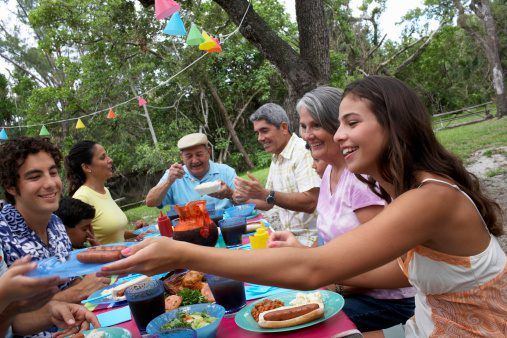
[
  {"x1": 249, "y1": 103, "x2": 290, "y2": 131},
  {"x1": 296, "y1": 86, "x2": 342, "y2": 135}
]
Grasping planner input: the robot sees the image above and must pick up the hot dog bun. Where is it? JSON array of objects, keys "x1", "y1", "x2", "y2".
[{"x1": 257, "y1": 303, "x2": 324, "y2": 328}]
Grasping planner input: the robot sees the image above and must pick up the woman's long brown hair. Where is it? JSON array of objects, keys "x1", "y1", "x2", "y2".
[{"x1": 343, "y1": 76, "x2": 503, "y2": 236}]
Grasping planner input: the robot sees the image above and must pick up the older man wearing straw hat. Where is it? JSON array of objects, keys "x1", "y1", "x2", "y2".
[{"x1": 146, "y1": 133, "x2": 237, "y2": 210}]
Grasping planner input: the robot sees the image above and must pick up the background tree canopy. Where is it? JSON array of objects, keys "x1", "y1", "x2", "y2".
[{"x1": 0, "y1": 0, "x2": 505, "y2": 191}]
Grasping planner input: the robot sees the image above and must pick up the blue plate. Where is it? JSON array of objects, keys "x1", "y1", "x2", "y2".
[
  {"x1": 234, "y1": 290, "x2": 344, "y2": 333},
  {"x1": 26, "y1": 242, "x2": 137, "y2": 279},
  {"x1": 80, "y1": 327, "x2": 131, "y2": 337}
]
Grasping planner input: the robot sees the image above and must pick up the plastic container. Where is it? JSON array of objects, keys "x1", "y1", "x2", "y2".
[
  {"x1": 158, "y1": 211, "x2": 173, "y2": 237},
  {"x1": 147, "y1": 303, "x2": 225, "y2": 338},
  {"x1": 125, "y1": 279, "x2": 165, "y2": 334},
  {"x1": 249, "y1": 224, "x2": 268, "y2": 249},
  {"x1": 223, "y1": 203, "x2": 255, "y2": 219}
]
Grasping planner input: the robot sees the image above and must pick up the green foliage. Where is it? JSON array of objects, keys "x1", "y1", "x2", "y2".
[{"x1": 0, "y1": 74, "x2": 14, "y2": 123}]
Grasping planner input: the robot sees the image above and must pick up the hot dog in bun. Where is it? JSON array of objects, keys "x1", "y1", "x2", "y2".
[
  {"x1": 257, "y1": 303, "x2": 324, "y2": 328},
  {"x1": 253, "y1": 292, "x2": 325, "y2": 328}
]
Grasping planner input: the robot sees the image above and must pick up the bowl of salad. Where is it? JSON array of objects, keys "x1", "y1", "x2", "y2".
[{"x1": 147, "y1": 303, "x2": 225, "y2": 338}]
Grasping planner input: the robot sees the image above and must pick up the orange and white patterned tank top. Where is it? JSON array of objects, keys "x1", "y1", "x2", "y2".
[{"x1": 398, "y1": 179, "x2": 506, "y2": 337}]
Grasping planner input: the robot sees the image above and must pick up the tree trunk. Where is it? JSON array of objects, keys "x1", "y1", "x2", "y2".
[
  {"x1": 138, "y1": 0, "x2": 331, "y2": 127},
  {"x1": 204, "y1": 78, "x2": 255, "y2": 169},
  {"x1": 455, "y1": 0, "x2": 506, "y2": 117}
]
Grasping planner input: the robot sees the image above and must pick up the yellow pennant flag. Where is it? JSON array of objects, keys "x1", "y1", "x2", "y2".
[{"x1": 76, "y1": 118, "x2": 86, "y2": 129}]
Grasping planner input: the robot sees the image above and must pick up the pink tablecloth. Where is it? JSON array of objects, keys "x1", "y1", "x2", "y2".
[{"x1": 95, "y1": 304, "x2": 356, "y2": 338}]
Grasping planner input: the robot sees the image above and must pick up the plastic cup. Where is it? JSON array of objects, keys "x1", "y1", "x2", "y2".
[
  {"x1": 206, "y1": 274, "x2": 246, "y2": 315},
  {"x1": 218, "y1": 217, "x2": 246, "y2": 248},
  {"x1": 125, "y1": 279, "x2": 165, "y2": 334}
]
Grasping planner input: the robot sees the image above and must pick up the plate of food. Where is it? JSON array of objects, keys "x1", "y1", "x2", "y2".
[
  {"x1": 195, "y1": 181, "x2": 221, "y2": 195},
  {"x1": 70, "y1": 327, "x2": 131, "y2": 338},
  {"x1": 234, "y1": 290, "x2": 344, "y2": 333},
  {"x1": 163, "y1": 270, "x2": 215, "y2": 312},
  {"x1": 27, "y1": 242, "x2": 137, "y2": 279}
]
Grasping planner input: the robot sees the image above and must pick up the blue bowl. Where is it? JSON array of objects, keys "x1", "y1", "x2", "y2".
[
  {"x1": 147, "y1": 303, "x2": 225, "y2": 338},
  {"x1": 224, "y1": 203, "x2": 255, "y2": 219}
]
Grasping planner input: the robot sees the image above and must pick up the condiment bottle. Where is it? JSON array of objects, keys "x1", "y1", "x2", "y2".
[
  {"x1": 250, "y1": 224, "x2": 268, "y2": 249},
  {"x1": 158, "y1": 211, "x2": 173, "y2": 237}
]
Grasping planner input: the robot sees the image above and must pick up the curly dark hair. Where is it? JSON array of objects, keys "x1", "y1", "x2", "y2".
[
  {"x1": 0, "y1": 137, "x2": 62, "y2": 205},
  {"x1": 64, "y1": 140, "x2": 97, "y2": 196},
  {"x1": 55, "y1": 197, "x2": 95, "y2": 228}
]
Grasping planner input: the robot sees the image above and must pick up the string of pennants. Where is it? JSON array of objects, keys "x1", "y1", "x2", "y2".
[{"x1": 0, "y1": 0, "x2": 244, "y2": 140}]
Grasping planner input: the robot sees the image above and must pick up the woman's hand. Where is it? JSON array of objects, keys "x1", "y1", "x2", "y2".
[
  {"x1": 98, "y1": 237, "x2": 178, "y2": 277},
  {"x1": 268, "y1": 231, "x2": 306, "y2": 248},
  {"x1": 0, "y1": 256, "x2": 61, "y2": 313},
  {"x1": 49, "y1": 301, "x2": 100, "y2": 337},
  {"x1": 134, "y1": 219, "x2": 148, "y2": 230}
]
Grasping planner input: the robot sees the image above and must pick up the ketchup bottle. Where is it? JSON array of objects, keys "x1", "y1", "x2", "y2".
[{"x1": 158, "y1": 211, "x2": 173, "y2": 237}]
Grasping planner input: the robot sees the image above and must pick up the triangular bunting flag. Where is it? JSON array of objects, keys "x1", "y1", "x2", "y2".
[
  {"x1": 76, "y1": 118, "x2": 86, "y2": 129},
  {"x1": 155, "y1": 0, "x2": 180, "y2": 20},
  {"x1": 138, "y1": 96, "x2": 147, "y2": 107},
  {"x1": 39, "y1": 125, "x2": 50, "y2": 136},
  {"x1": 0, "y1": 128, "x2": 8, "y2": 140},
  {"x1": 163, "y1": 12, "x2": 186, "y2": 36},
  {"x1": 186, "y1": 23, "x2": 205, "y2": 46},
  {"x1": 199, "y1": 31, "x2": 216, "y2": 51},
  {"x1": 206, "y1": 37, "x2": 222, "y2": 53},
  {"x1": 107, "y1": 108, "x2": 116, "y2": 119}
]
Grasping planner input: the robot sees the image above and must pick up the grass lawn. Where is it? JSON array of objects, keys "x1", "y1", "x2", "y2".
[
  {"x1": 436, "y1": 117, "x2": 507, "y2": 161},
  {"x1": 125, "y1": 117, "x2": 506, "y2": 221}
]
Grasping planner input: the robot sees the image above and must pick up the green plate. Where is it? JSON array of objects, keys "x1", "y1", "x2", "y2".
[
  {"x1": 80, "y1": 327, "x2": 131, "y2": 338},
  {"x1": 234, "y1": 290, "x2": 344, "y2": 333}
]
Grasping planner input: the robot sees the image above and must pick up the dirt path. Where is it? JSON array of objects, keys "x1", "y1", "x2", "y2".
[{"x1": 466, "y1": 147, "x2": 507, "y2": 253}]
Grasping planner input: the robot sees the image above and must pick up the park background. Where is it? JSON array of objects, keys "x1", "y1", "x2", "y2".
[{"x1": 0, "y1": 0, "x2": 505, "y2": 248}]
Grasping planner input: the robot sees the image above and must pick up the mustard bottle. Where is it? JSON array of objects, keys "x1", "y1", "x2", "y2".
[{"x1": 250, "y1": 224, "x2": 269, "y2": 249}]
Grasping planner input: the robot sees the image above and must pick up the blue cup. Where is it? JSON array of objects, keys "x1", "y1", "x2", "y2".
[
  {"x1": 124, "y1": 279, "x2": 165, "y2": 334},
  {"x1": 218, "y1": 217, "x2": 246, "y2": 248},
  {"x1": 206, "y1": 275, "x2": 246, "y2": 315}
]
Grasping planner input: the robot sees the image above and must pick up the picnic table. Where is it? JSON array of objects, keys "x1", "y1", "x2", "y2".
[
  {"x1": 92, "y1": 219, "x2": 357, "y2": 337},
  {"x1": 95, "y1": 299, "x2": 356, "y2": 337}
]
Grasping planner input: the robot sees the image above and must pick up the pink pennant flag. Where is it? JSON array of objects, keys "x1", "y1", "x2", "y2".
[
  {"x1": 155, "y1": 0, "x2": 180, "y2": 20},
  {"x1": 138, "y1": 96, "x2": 147, "y2": 107}
]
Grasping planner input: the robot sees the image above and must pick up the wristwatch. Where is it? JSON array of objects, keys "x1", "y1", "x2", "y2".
[{"x1": 265, "y1": 190, "x2": 276, "y2": 205}]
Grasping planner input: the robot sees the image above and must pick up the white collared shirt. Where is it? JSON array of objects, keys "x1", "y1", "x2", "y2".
[{"x1": 266, "y1": 133, "x2": 321, "y2": 245}]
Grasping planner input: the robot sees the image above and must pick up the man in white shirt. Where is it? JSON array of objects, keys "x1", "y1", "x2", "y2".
[{"x1": 234, "y1": 103, "x2": 321, "y2": 246}]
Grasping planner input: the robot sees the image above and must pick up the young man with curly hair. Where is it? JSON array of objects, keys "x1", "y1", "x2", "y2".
[{"x1": 0, "y1": 137, "x2": 103, "y2": 337}]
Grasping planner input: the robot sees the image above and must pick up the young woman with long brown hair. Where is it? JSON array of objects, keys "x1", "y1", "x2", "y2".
[{"x1": 100, "y1": 76, "x2": 505, "y2": 337}]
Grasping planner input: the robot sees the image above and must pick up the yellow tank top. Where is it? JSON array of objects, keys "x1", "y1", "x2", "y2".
[{"x1": 73, "y1": 185, "x2": 128, "y2": 244}]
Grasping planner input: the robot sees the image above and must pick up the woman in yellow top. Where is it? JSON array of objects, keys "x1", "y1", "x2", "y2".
[{"x1": 65, "y1": 141, "x2": 137, "y2": 244}]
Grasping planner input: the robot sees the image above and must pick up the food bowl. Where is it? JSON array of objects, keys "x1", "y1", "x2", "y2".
[
  {"x1": 147, "y1": 303, "x2": 225, "y2": 338},
  {"x1": 224, "y1": 203, "x2": 255, "y2": 219},
  {"x1": 195, "y1": 181, "x2": 221, "y2": 196}
]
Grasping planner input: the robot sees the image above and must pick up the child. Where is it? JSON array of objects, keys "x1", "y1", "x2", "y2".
[{"x1": 55, "y1": 197, "x2": 99, "y2": 248}]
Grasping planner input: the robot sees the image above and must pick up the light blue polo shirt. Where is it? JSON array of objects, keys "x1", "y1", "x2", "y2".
[{"x1": 158, "y1": 161, "x2": 236, "y2": 210}]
